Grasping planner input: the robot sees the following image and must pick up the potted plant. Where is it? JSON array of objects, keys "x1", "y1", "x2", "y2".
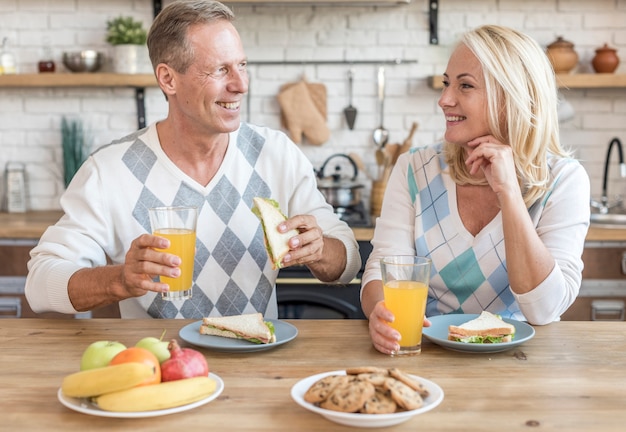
[{"x1": 105, "y1": 16, "x2": 149, "y2": 74}]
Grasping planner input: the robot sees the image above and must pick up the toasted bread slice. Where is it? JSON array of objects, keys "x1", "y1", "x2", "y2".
[
  {"x1": 200, "y1": 312, "x2": 276, "y2": 344},
  {"x1": 252, "y1": 197, "x2": 298, "y2": 270}
]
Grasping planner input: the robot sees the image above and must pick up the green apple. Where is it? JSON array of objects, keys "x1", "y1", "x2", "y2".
[
  {"x1": 80, "y1": 341, "x2": 127, "y2": 370},
  {"x1": 135, "y1": 330, "x2": 170, "y2": 363}
]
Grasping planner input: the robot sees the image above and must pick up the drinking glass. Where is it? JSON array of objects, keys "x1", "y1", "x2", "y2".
[
  {"x1": 381, "y1": 256, "x2": 431, "y2": 356},
  {"x1": 148, "y1": 206, "x2": 197, "y2": 300}
]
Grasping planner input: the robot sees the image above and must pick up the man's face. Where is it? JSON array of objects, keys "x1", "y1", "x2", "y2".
[{"x1": 170, "y1": 21, "x2": 249, "y2": 136}]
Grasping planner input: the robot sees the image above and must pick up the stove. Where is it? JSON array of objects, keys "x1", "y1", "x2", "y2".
[{"x1": 333, "y1": 202, "x2": 372, "y2": 227}]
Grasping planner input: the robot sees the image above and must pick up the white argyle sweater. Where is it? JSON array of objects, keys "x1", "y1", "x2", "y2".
[
  {"x1": 26, "y1": 123, "x2": 360, "y2": 319},
  {"x1": 362, "y1": 143, "x2": 590, "y2": 325}
]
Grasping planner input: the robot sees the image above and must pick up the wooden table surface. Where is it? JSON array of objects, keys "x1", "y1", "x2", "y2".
[
  {"x1": 0, "y1": 319, "x2": 624, "y2": 431},
  {"x1": 1, "y1": 211, "x2": 626, "y2": 242}
]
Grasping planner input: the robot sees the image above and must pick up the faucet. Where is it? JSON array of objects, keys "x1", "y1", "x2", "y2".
[{"x1": 590, "y1": 137, "x2": 626, "y2": 214}]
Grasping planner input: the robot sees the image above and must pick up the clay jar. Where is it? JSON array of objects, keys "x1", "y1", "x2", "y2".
[
  {"x1": 546, "y1": 36, "x2": 579, "y2": 73},
  {"x1": 592, "y1": 44, "x2": 620, "y2": 73}
]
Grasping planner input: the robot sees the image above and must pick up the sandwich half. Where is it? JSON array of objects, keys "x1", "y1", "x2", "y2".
[
  {"x1": 252, "y1": 197, "x2": 299, "y2": 270},
  {"x1": 200, "y1": 313, "x2": 276, "y2": 344},
  {"x1": 448, "y1": 311, "x2": 516, "y2": 344}
]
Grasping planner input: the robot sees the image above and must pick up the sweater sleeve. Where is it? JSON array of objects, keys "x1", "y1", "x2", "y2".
[
  {"x1": 514, "y1": 159, "x2": 591, "y2": 324},
  {"x1": 25, "y1": 157, "x2": 112, "y2": 314}
]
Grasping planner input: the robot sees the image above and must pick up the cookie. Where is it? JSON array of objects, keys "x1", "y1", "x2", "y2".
[
  {"x1": 388, "y1": 367, "x2": 430, "y2": 398},
  {"x1": 303, "y1": 375, "x2": 348, "y2": 404},
  {"x1": 320, "y1": 380, "x2": 376, "y2": 413},
  {"x1": 383, "y1": 378, "x2": 424, "y2": 411},
  {"x1": 360, "y1": 389, "x2": 398, "y2": 414},
  {"x1": 357, "y1": 372, "x2": 389, "y2": 387},
  {"x1": 345, "y1": 366, "x2": 388, "y2": 376}
]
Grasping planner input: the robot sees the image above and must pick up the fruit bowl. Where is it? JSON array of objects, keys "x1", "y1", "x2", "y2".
[{"x1": 62, "y1": 50, "x2": 104, "y2": 72}]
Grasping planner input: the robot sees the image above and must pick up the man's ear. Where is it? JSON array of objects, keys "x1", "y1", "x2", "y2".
[{"x1": 155, "y1": 63, "x2": 176, "y2": 98}]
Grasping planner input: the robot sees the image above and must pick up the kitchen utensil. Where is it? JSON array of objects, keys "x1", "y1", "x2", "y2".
[
  {"x1": 372, "y1": 66, "x2": 389, "y2": 148},
  {"x1": 343, "y1": 68, "x2": 357, "y2": 130},
  {"x1": 395, "y1": 121, "x2": 418, "y2": 163},
  {"x1": 348, "y1": 152, "x2": 374, "y2": 180},
  {"x1": 316, "y1": 154, "x2": 364, "y2": 208},
  {"x1": 62, "y1": 50, "x2": 104, "y2": 73}
]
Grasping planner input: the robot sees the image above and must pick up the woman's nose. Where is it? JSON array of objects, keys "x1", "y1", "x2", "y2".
[{"x1": 438, "y1": 87, "x2": 455, "y2": 109}]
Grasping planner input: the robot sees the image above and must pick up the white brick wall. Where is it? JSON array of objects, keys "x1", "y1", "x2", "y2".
[{"x1": 1, "y1": 0, "x2": 625, "y2": 210}]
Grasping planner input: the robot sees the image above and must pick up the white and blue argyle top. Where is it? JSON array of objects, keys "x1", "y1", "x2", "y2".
[
  {"x1": 362, "y1": 143, "x2": 590, "y2": 324},
  {"x1": 26, "y1": 123, "x2": 360, "y2": 319}
]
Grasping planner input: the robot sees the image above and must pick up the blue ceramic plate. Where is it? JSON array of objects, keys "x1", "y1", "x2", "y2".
[
  {"x1": 422, "y1": 314, "x2": 535, "y2": 353},
  {"x1": 179, "y1": 319, "x2": 298, "y2": 353}
]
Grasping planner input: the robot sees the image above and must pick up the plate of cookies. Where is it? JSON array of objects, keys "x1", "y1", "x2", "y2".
[{"x1": 290, "y1": 367, "x2": 444, "y2": 428}]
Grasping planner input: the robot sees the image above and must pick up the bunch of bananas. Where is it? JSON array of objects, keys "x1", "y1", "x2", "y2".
[{"x1": 61, "y1": 362, "x2": 217, "y2": 412}]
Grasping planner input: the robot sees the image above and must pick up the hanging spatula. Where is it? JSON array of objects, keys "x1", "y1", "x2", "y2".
[{"x1": 343, "y1": 68, "x2": 357, "y2": 130}]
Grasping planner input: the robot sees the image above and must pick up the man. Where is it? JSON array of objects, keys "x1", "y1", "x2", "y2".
[{"x1": 25, "y1": 0, "x2": 360, "y2": 319}]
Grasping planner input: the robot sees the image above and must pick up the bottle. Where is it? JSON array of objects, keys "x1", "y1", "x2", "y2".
[
  {"x1": 38, "y1": 37, "x2": 55, "y2": 73},
  {"x1": 0, "y1": 37, "x2": 17, "y2": 75}
]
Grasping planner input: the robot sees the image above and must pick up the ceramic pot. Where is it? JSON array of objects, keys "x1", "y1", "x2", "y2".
[
  {"x1": 546, "y1": 36, "x2": 579, "y2": 73},
  {"x1": 592, "y1": 44, "x2": 620, "y2": 73},
  {"x1": 112, "y1": 44, "x2": 151, "y2": 74}
]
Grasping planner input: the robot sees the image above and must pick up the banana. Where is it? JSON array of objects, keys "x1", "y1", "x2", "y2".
[
  {"x1": 61, "y1": 362, "x2": 156, "y2": 398},
  {"x1": 95, "y1": 376, "x2": 217, "y2": 412}
]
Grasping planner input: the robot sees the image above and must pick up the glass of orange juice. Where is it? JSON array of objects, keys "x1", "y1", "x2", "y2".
[
  {"x1": 381, "y1": 256, "x2": 431, "y2": 356},
  {"x1": 148, "y1": 206, "x2": 197, "y2": 300}
]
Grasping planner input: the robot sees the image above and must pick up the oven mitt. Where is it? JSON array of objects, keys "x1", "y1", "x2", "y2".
[{"x1": 277, "y1": 80, "x2": 330, "y2": 146}]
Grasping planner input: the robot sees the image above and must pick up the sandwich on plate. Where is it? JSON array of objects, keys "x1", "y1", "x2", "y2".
[
  {"x1": 200, "y1": 313, "x2": 277, "y2": 344},
  {"x1": 252, "y1": 197, "x2": 299, "y2": 270},
  {"x1": 447, "y1": 311, "x2": 516, "y2": 344}
]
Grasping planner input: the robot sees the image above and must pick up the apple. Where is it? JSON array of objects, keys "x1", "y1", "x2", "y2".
[
  {"x1": 80, "y1": 341, "x2": 127, "y2": 370},
  {"x1": 135, "y1": 330, "x2": 170, "y2": 363}
]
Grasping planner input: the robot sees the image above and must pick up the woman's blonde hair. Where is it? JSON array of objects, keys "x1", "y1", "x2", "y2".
[{"x1": 444, "y1": 24, "x2": 571, "y2": 207}]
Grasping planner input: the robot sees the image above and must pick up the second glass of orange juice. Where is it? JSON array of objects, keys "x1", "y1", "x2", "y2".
[
  {"x1": 381, "y1": 256, "x2": 431, "y2": 356},
  {"x1": 148, "y1": 206, "x2": 197, "y2": 300}
]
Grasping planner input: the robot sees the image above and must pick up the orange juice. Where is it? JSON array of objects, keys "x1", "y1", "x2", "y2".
[
  {"x1": 383, "y1": 280, "x2": 428, "y2": 347},
  {"x1": 154, "y1": 228, "x2": 196, "y2": 292}
]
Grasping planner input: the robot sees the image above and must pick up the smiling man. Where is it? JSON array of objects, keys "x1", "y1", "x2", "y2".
[{"x1": 25, "y1": 0, "x2": 360, "y2": 319}]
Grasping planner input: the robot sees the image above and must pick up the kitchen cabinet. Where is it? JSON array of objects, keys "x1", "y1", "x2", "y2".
[
  {"x1": 561, "y1": 243, "x2": 626, "y2": 321},
  {"x1": 428, "y1": 73, "x2": 626, "y2": 90}
]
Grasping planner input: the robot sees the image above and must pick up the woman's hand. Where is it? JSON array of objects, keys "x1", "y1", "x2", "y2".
[
  {"x1": 368, "y1": 300, "x2": 401, "y2": 355},
  {"x1": 465, "y1": 135, "x2": 520, "y2": 197}
]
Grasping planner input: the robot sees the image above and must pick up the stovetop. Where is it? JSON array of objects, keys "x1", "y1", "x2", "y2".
[{"x1": 333, "y1": 202, "x2": 372, "y2": 227}]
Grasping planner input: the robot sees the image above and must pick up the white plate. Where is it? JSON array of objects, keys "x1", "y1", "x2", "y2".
[
  {"x1": 179, "y1": 319, "x2": 298, "y2": 353},
  {"x1": 422, "y1": 314, "x2": 535, "y2": 353},
  {"x1": 290, "y1": 370, "x2": 444, "y2": 428},
  {"x1": 57, "y1": 372, "x2": 224, "y2": 418}
]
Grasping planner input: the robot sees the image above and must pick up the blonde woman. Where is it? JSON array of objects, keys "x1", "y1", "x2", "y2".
[{"x1": 361, "y1": 25, "x2": 590, "y2": 355}]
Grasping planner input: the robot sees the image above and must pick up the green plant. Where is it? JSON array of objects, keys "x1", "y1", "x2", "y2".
[
  {"x1": 106, "y1": 16, "x2": 147, "y2": 45},
  {"x1": 61, "y1": 117, "x2": 89, "y2": 188}
]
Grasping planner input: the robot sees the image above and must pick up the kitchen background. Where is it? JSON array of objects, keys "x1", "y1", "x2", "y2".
[{"x1": 1, "y1": 0, "x2": 625, "y2": 212}]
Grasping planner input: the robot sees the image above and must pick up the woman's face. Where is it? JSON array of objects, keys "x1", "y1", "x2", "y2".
[{"x1": 438, "y1": 44, "x2": 491, "y2": 149}]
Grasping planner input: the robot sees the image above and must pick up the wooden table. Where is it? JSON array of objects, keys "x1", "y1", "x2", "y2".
[{"x1": 0, "y1": 319, "x2": 624, "y2": 431}]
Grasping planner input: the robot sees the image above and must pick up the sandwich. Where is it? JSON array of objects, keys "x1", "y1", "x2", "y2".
[
  {"x1": 252, "y1": 197, "x2": 299, "y2": 270},
  {"x1": 448, "y1": 311, "x2": 516, "y2": 344},
  {"x1": 199, "y1": 313, "x2": 277, "y2": 344}
]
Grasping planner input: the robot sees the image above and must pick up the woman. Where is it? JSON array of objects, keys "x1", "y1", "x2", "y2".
[{"x1": 361, "y1": 25, "x2": 590, "y2": 355}]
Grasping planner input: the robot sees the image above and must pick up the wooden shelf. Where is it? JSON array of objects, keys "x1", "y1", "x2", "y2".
[
  {"x1": 0, "y1": 73, "x2": 157, "y2": 88},
  {"x1": 428, "y1": 73, "x2": 626, "y2": 90}
]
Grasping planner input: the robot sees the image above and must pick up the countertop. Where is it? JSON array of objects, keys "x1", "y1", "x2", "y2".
[
  {"x1": 1, "y1": 211, "x2": 625, "y2": 242},
  {"x1": 0, "y1": 318, "x2": 624, "y2": 431}
]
